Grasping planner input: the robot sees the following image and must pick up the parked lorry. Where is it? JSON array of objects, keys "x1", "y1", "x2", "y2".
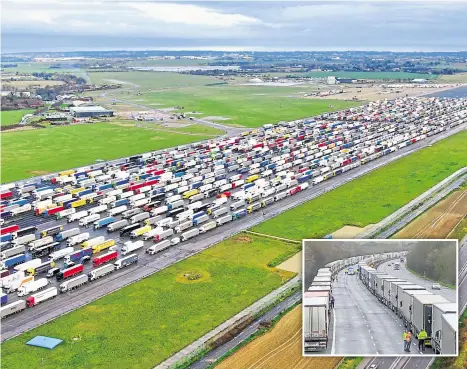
[
  {"x1": 67, "y1": 233, "x2": 90, "y2": 246},
  {"x1": 17, "y1": 278, "x2": 49, "y2": 297},
  {"x1": 1, "y1": 293, "x2": 7, "y2": 306},
  {"x1": 216, "y1": 214, "x2": 232, "y2": 226},
  {"x1": 153, "y1": 229, "x2": 174, "y2": 242},
  {"x1": 114, "y1": 254, "x2": 138, "y2": 270},
  {"x1": 193, "y1": 214, "x2": 209, "y2": 226},
  {"x1": 79, "y1": 214, "x2": 100, "y2": 227},
  {"x1": 94, "y1": 217, "x2": 115, "y2": 230},
  {"x1": 181, "y1": 228, "x2": 200, "y2": 242},
  {"x1": 26, "y1": 287, "x2": 58, "y2": 307},
  {"x1": 60, "y1": 274, "x2": 88, "y2": 293},
  {"x1": 399, "y1": 290, "x2": 433, "y2": 325},
  {"x1": 14, "y1": 258, "x2": 42, "y2": 273},
  {"x1": 146, "y1": 240, "x2": 171, "y2": 255},
  {"x1": 55, "y1": 228, "x2": 80, "y2": 242},
  {"x1": 440, "y1": 313, "x2": 457, "y2": 355},
  {"x1": 12, "y1": 234, "x2": 36, "y2": 247},
  {"x1": 303, "y1": 296, "x2": 329, "y2": 351},
  {"x1": 82, "y1": 236, "x2": 105, "y2": 248},
  {"x1": 130, "y1": 225, "x2": 151, "y2": 239},
  {"x1": 199, "y1": 221, "x2": 217, "y2": 233},
  {"x1": 175, "y1": 221, "x2": 192, "y2": 234},
  {"x1": 108, "y1": 205, "x2": 127, "y2": 216},
  {"x1": 88, "y1": 264, "x2": 115, "y2": 281},
  {"x1": 26, "y1": 260, "x2": 56, "y2": 276},
  {"x1": 130, "y1": 212, "x2": 150, "y2": 224},
  {"x1": 121, "y1": 240, "x2": 144, "y2": 255},
  {"x1": 93, "y1": 251, "x2": 118, "y2": 267},
  {"x1": 1, "y1": 300, "x2": 26, "y2": 319},
  {"x1": 432, "y1": 303, "x2": 457, "y2": 354},
  {"x1": 68, "y1": 210, "x2": 88, "y2": 223},
  {"x1": 411, "y1": 294, "x2": 449, "y2": 343},
  {"x1": 91, "y1": 239, "x2": 115, "y2": 254},
  {"x1": 107, "y1": 219, "x2": 128, "y2": 232},
  {"x1": 56, "y1": 264, "x2": 84, "y2": 281},
  {"x1": 64, "y1": 247, "x2": 93, "y2": 264},
  {"x1": 1, "y1": 245, "x2": 26, "y2": 260},
  {"x1": 2, "y1": 274, "x2": 34, "y2": 294},
  {"x1": 48, "y1": 247, "x2": 74, "y2": 261}
]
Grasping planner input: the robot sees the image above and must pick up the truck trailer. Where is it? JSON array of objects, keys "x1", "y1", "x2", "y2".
[
  {"x1": 59, "y1": 274, "x2": 88, "y2": 293},
  {"x1": 432, "y1": 303, "x2": 457, "y2": 354},
  {"x1": 303, "y1": 296, "x2": 329, "y2": 352}
]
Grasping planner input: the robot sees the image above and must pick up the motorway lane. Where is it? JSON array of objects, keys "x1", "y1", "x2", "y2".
[
  {"x1": 459, "y1": 238, "x2": 467, "y2": 313},
  {"x1": 2, "y1": 125, "x2": 466, "y2": 341},
  {"x1": 188, "y1": 291, "x2": 301, "y2": 369},
  {"x1": 377, "y1": 261, "x2": 456, "y2": 303},
  {"x1": 362, "y1": 357, "x2": 433, "y2": 369},
  {"x1": 332, "y1": 268, "x2": 404, "y2": 355}
]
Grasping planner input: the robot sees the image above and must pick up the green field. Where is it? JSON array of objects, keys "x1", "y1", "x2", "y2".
[
  {"x1": 118, "y1": 85, "x2": 359, "y2": 127},
  {"x1": 294, "y1": 71, "x2": 439, "y2": 80},
  {"x1": 252, "y1": 131, "x2": 467, "y2": 240},
  {"x1": 438, "y1": 73, "x2": 467, "y2": 83},
  {"x1": 0, "y1": 123, "x2": 217, "y2": 182},
  {"x1": 1, "y1": 235, "x2": 299, "y2": 369},
  {"x1": 1, "y1": 109, "x2": 35, "y2": 126},
  {"x1": 123, "y1": 59, "x2": 209, "y2": 67},
  {"x1": 2, "y1": 62, "x2": 87, "y2": 74}
]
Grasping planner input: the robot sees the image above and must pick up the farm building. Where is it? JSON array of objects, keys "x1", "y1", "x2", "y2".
[{"x1": 69, "y1": 106, "x2": 114, "y2": 118}]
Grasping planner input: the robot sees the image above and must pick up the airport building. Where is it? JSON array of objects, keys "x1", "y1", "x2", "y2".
[{"x1": 69, "y1": 106, "x2": 114, "y2": 118}]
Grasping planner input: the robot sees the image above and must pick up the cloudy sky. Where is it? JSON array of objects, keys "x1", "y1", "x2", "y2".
[{"x1": 2, "y1": 0, "x2": 467, "y2": 53}]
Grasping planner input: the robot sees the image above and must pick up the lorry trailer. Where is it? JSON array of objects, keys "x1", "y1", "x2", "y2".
[
  {"x1": 303, "y1": 296, "x2": 329, "y2": 351},
  {"x1": 88, "y1": 264, "x2": 115, "y2": 281},
  {"x1": 17, "y1": 278, "x2": 49, "y2": 297},
  {"x1": 1, "y1": 300, "x2": 27, "y2": 319},
  {"x1": 93, "y1": 251, "x2": 118, "y2": 267},
  {"x1": 114, "y1": 254, "x2": 138, "y2": 270},
  {"x1": 432, "y1": 303, "x2": 457, "y2": 354},
  {"x1": 59, "y1": 274, "x2": 88, "y2": 293},
  {"x1": 121, "y1": 240, "x2": 144, "y2": 255},
  {"x1": 56, "y1": 264, "x2": 84, "y2": 281},
  {"x1": 26, "y1": 287, "x2": 58, "y2": 307}
]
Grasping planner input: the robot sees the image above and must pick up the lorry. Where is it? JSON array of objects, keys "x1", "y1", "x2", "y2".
[
  {"x1": 64, "y1": 247, "x2": 93, "y2": 264},
  {"x1": 17, "y1": 278, "x2": 49, "y2": 297},
  {"x1": 59, "y1": 274, "x2": 88, "y2": 293},
  {"x1": 93, "y1": 251, "x2": 118, "y2": 267},
  {"x1": 48, "y1": 247, "x2": 74, "y2": 261},
  {"x1": 67, "y1": 233, "x2": 90, "y2": 246},
  {"x1": 181, "y1": 228, "x2": 200, "y2": 242},
  {"x1": 142, "y1": 227, "x2": 163, "y2": 241},
  {"x1": 399, "y1": 290, "x2": 434, "y2": 326},
  {"x1": 440, "y1": 313, "x2": 457, "y2": 355},
  {"x1": 108, "y1": 205, "x2": 128, "y2": 216},
  {"x1": 55, "y1": 228, "x2": 80, "y2": 242},
  {"x1": 56, "y1": 264, "x2": 84, "y2": 281},
  {"x1": 26, "y1": 260, "x2": 56, "y2": 276},
  {"x1": 121, "y1": 240, "x2": 144, "y2": 255},
  {"x1": 26, "y1": 287, "x2": 58, "y2": 307},
  {"x1": 382, "y1": 278, "x2": 406, "y2": 307},
  {"x1": 144, "y1": 215, "x2": 163, "y2": 226},
  {"x1": 146, "y1": 240, "x2": 171, "y2": 255},
  {"x1": 216, "y1": 214, "x2": 232, "y2": 226},
  {"x1": 130, "y1": 225, "x2": 152, "y2": 239},
  {"x1": 28, "y1": 236, "x2": 54, "y2": 250},
  {"x1": 1, "y1": 293, "x2": 7, "y2": 306},
  {"x1": 153, "y1": 229, "x2": 174, "y2": 242},
  {"x1": 94, "y1": 216, "x2": 115, "y2": 230},
  {"x1": 91, "y1": 239, "x2": 115, "y2": 254},
  {"x1": 431, "y1": 303, "x2": 457, "y2": 354},
  {"x1": 88, "y1": 264, "x2": 115, "y2": 281},
  {"x1": 12, "y1": 234, "x2": 36, "y2": 247},
  {"x1": 14, "y1": 258, "x2": 42, "y2": 273},
  {"x1": 67, "y1": 210, "x2": 88, "y2": 223},
  {"x1": 1, "y1": 300, "x2": 27, "y2": 319},
  {"x1": 2, "y1": 274, "x2": 34, "y2": 294},
  {"x1": 199, "y1": 221, "x2": 217, "y2": 233},
  {"x1": 107, "y1": 219, "x2": 128, "y2": 232},
  {"x1": 82, "y1": 236, "x2": 105, "y2": 248},
  {"x1": 303, "y1": 296, "x2": 329, "y2": 351},
  {"x1": 40, "y1": 225, "x2": 64, "y2": 238},
  {"x1": 1, "y1": 245, "x2": 26, "y2": 260},
  {"x1": 193, "y1": 214, "x2": 209, "y2": 226},
  {"x1": 411, "y1": 294, "x2": 450, "y2": 344},
  {"x1": 114, "y1": 254, "x2": 138, "y2": 270},
  {"x1": 79, "y1": 214, "x2": 100, "y2": 227},
  {"x1": 130, "y1": 212, "x2": 150, "y2": 224},
  {"x1": 175, "y1": 221, "x2": 192, "y2": 234}
]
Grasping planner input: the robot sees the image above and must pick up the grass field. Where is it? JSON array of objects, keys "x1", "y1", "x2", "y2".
[
  {"x1": 120, "y1": 85, "x2": 360, "y2": 127},
  {"x1": 0, "y1": 123, "x2": 217, "y2": 182},
  {"x1": 1, "y1": 109, "x2": 35, "y2": 126},
  {"x1": 438, "y1": 73, "x2": 467, "y2": 83},
  {"x1": 123, "y1": 59, "x2": 209, "y2": 67},
  {"x1": 1, "y1": 234, "x2": 299, "y2": 369},
  {"x1": 295, "y1": 71, "x2": 439, "y2": 80},
  {"x1": 252, "y1": 131, "x2": 467, "y2": 240},
  {"x1": 112, "y1": 121, "x2": 224, "y2": 136},
  {"x1": 2, "y1": 62, "x2": 87, "y2": 74}
]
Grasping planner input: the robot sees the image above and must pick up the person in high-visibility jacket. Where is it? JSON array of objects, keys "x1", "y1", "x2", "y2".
[
  {"x1": 418, "y1": 329, "x2": 428, "y2": 351},
  {"x1": 403, "y1": 330, "x2": 408, "y2": 351}
]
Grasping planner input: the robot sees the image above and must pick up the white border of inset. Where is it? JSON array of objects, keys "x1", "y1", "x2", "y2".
[{"x1": 301, "y1": 238, "x2": 459, "y2": 358}]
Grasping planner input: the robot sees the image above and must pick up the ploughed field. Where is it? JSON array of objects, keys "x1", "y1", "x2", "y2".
[
  {"x1": 216, "y1": 305, "x2": 341, "y2": 369},
  {"x1": 394, "y1": 188, "x2": 467, "y2": 239},
  {"x1": 252, "y1": 130, "x2": 467, "y2": 240}
]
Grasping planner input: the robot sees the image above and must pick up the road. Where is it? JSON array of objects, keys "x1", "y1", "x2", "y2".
[
  {"x1": 2, "y1": 124, "x2": 465, "y2": 341},
  {"x1": 377, "y1": 261, "x2": 456, "y2": 303},
  {"x1": 188, "y1": 291, "x2": 301, "y2": 369},
  {"x1": 459, "y1": 236, "x2": 467, "y2": 314},
  {"x1": 361, "y1": 356, "x2": 433, "y2": 369},
  {"x1": 331, "y1": 267, "x2": 408, "y2": 355}
]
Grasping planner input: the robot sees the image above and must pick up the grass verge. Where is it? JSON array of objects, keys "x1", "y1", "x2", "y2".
[
  {"x1": 337, "y1": 357, "x2": 364, "y2": 369},
  {"x1": 1, "y1": 234, "x2": 300, "y2": 369},
  {"x1": 252, "y1": 131, "x2": 467, "y2": 240}
]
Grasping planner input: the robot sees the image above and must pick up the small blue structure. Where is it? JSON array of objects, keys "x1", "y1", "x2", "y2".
[{"x1": 26, "y1": 336, "x2": 63, "y2": 350}]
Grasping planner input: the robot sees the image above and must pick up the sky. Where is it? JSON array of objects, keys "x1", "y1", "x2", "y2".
[{"x1": 2, "y1": 0, "x2": 467, "y2": 53}]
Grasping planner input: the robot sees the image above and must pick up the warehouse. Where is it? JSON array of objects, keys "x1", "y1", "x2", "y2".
[{"x1": 69, "y1": 106, "x2": 114, "y2": 118}]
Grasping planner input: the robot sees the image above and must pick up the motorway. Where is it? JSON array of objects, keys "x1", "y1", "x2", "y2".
[
  {"x1": 362, "y1": 357, "x2": 433, "y2": 369},
  {"x1": 459, "y1": 236, "x2": 467, "y2": 314},
  {"x1": 2, "y1": 125, "x2": 465, "y2": 342},
  {"x1": 377, "y1": 260, "x2": 456, "y2": 303},
  {"x1": 330, "y1": 267, "x2": 409, "y2": 355},
  {"x1": 188, "y1": 291, "x2": 301, "y2": 369}
]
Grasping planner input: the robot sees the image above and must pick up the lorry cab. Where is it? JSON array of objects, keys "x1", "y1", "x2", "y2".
[{"x1": 46, "y1": 267, "x2": 60, "y2": 278}]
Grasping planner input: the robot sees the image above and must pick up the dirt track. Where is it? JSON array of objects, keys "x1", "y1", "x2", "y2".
[
  {"x1": 216, "y1": 305, "x2": 340, "y2": 369},
  {"x1": 394, "y1": 189, "x2": 467, "y2": 239}
]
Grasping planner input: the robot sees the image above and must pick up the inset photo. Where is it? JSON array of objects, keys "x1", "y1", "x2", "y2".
[{"x1": 302, "y1": 239, "x2": 458, "y2": 357}]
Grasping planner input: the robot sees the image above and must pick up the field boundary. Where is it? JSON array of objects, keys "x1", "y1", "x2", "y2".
[
  {"x1": 243, "y1": 231, "x2": 301, "y2": 244},
  {"x1": 155, "y1": 276, "x2": 301, "y2": 369}
]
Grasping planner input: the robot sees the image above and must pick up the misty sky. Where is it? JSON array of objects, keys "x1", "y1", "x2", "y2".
[{"x1": 2, "y1": 0, "x2": 467, "y2": 53}]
